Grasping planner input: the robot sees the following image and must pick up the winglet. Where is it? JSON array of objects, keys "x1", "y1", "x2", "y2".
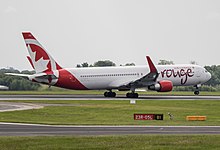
[{"x1": 146, "y1": 56, "x2": 158, "y2": 73}]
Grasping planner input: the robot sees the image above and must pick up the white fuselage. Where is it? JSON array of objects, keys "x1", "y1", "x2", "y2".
[
  {"x1": 64, "y1": 64, "x2": 211, "y2": 90},
  {"x1": 10, "y1": 32, "x2": 211, "y2": 97}
]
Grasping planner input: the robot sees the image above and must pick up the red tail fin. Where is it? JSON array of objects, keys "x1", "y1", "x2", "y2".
[{"x1": 22, "y1": 32, "x2": 62, "y2": 73}]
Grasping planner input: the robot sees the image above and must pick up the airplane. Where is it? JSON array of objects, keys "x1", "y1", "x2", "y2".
[{"x1": 6, "y1": 32, "x2": 211, "y2": 98}]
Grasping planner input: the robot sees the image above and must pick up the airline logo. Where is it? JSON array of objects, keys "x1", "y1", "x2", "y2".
[
  {"x1": 160, "y1": 67, "x2": 194, "y2": 85},
  {"x1": 22, "y1": 33, "x2": 62, "y2": 74},
  {"x1": 22, "y1": 32, "x2": 87, "y2": 90}
]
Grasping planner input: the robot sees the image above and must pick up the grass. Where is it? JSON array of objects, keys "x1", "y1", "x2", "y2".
[
  {"x1": 0, "y1": 135, "x2": 219, "y2": 150},
  {"x1": 0, "y1": 100, "x2": 219, "y2": 125},
  {"x1": 1, "y1": 90, "x2": 220, "y2": 96}
]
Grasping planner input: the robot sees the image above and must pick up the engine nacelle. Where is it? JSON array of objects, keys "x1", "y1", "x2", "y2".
[{"x1": 148, "y1": 80, "x2": 173, "y2": 92}]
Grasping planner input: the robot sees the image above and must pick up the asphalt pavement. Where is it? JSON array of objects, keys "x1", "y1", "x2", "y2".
[{"x1": 0, "y1": 123, "x2": 219, "y2": 136}]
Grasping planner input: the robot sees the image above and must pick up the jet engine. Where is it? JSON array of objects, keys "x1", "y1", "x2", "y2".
[{"x1": 148, "y1": 80, "x2": 173, "y2": 92}]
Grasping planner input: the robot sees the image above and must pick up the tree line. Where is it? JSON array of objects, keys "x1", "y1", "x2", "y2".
[
  {"x1": 0, "y1": 68, "x2": 40, "y2": 90},
  {"x1": 76, "y1": 60, "x2": 135, "y2": 68}
]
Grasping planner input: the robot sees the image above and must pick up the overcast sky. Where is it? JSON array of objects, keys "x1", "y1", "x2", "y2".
[{"x1": 1, "y1": 0, "x2": 220, "y2": 70}]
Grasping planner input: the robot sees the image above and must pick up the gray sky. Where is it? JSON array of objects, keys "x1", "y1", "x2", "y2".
[{"x1": 1, "y1": 0, "x2": 220, "y2": 70}]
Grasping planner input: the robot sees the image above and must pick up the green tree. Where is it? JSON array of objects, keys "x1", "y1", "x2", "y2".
[
  {"x1": 158, "y1": 60, "x2": 174, "y2": 65},
  {"x1": 76, "y1": 62, "x2": 91, "y2": 68},
  {"x1": 190, "y1": 61, "x2": 198, "y2": 65},
  {"x1": 76, "y1": 64, "x2": 81, "y2": 68},
  {"x1": 125, "y1": 63, "x2": 135, "y2": 66},
  {"x1": 81, "y1": 62, "x2": 89, "y2": 67},
  {"x1": 0, "y1": 68, "x2": 40, "y2": 91},
  {"x1": 93, "y1": 60, "x2": 116, "y2": 67},
  {"x1": 204, "y1": 65, "x2": 220, "y2": 86}
]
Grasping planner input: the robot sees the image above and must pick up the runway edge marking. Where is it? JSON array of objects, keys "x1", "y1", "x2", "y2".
[{"x1": 0, "y1": 122, "x2": 220, "y2": 128}]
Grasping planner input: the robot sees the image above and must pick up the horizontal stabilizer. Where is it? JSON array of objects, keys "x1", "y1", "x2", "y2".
[
  {"x1": 5, "y1": 73, "x2": 30, "y2": 79},
  {"x1": 34, "y1": 74, "x2": 58, "y2": 80},
  {"x1": 6, "y1": 72, "x2": 58, "y2": 81}
]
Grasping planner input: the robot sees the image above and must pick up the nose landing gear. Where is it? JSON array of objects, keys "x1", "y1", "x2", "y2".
[
  {"x1": 194, "y1": 85, "x2": 201, "y2": 95},
  {"x1": 194, "y1": 90, "x2": 200, "y2": 95}
]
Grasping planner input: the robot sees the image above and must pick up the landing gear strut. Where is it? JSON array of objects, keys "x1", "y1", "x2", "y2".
[
  {"x1": 194, "y1": 85, "x2": 200, "y2": 95},
  {"x1": 104, "y1": 90, "x2": 116, "y2": 97}
]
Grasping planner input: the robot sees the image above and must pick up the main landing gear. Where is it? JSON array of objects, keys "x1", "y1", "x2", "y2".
[
  {"x1": 126, "y1": 87, "x2": 139, "y2": 98},
  {"x1": 104, "y1": 90, "x2": 116, "y2": 97},
  {"x1": 126, "y1": 92, "x2": 139, "y2": 98},
  {"x1": 194, "y1": 85, "x2": 200, "y2": 95},
  {"x1": 104, "y1": 90, "x2": 139, "y2": 98}
]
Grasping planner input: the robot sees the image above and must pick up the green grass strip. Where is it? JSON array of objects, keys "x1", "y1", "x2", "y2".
[
  {"x1": 0, "y1": 135, "x2": 219, "y2": 150},
  {"x1": 0, "y1": 100, "x2": 219, "y2": 125}
]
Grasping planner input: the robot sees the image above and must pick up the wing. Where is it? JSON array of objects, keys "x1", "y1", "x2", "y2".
[{"x1": 119, "y1": 56, "x2": 159, "y2": 89}]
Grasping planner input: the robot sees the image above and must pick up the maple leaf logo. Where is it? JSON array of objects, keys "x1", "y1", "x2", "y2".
[{"x1": 27, "y1": 44, "x2": 50, "y2": 73}]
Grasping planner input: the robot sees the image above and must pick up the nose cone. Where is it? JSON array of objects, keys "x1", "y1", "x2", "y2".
[{"x1": 206, "y1": 72, "x2": 211, "y2": 82}]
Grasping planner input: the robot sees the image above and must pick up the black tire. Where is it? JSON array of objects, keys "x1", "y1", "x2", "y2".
[
  {"x1": 126, "y1": 93, "x2": 131, "y2": 98},
  {"x1": 104, "y1": 92, "x2": 108, "y2": 97},
  {"x1": 194, "y1": 91, "x2": 200, "y2": 95},
  {"x1": 134, "y1": 93, "x2": 139, "y2": 98},
  {"x1": 104, "y1": 92, "x2": 116, "y2": 97},
  {"x1": 111, "y1": 92, "x2": 116, "y2": 97},
  {"x1": 126, "y1": 93, "x2": 139, "y2": 98}
]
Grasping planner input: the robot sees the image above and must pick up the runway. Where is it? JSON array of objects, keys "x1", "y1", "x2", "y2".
[
  {"x1": 0, "y1": 123, "x2": 219, "y2": 136},
  {"x1": 0, "y1": 94, "x2": 220, "y2": 100}
]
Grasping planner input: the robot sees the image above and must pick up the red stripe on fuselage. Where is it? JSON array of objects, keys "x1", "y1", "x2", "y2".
[{"x1": 55, "y1": 69, "x2": 88, "y2": 90}]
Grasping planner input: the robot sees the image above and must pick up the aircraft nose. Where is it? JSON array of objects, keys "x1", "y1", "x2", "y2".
[{"x1": 207, "y1": 72, "x2": 211, "y2": 81}]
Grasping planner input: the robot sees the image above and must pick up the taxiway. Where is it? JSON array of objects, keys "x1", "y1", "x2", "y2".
[{"x1": 0, "y1": 123, "x2": 219, "y2": 136}]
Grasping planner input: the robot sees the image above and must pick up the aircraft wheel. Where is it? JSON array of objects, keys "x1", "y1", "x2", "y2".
[
  {"x1": 104, "y1": 91, "x2": 116, "y2": 97},
  {"x1": 126, "y1": 93, "x2": 130, "y2": 98},
  {"x1": 111, "y1": 92, "x2": 116, "y2": 97},
  {"x1": 194, "y1": 91, "x2": 200, "y2": 95},
  {"x1": 134, "y1": 93, "x2": 139, "y2": 98},
  {"x1": 104, "y1": 92, "x2": 108, "y2": 97},
  {"x1": 126, "y1": 93, "x2": 139, "y2": 98}
]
